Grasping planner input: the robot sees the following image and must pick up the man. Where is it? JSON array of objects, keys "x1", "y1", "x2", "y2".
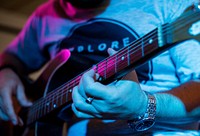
[{"x1": 0, "y1": 0, "x2": 200, "y2": 135}]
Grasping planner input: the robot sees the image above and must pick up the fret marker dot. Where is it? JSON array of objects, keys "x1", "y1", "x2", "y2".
[
  {"x1": 69, "y1": 89, "x2": 72, "y2": 93},
  {"x1": 46, "y1": 102, "x2": 50, "y2": 106},
  {"x1": 149, "y1": 39, "x2": 153, "y2": 44},
  {"x1": 121, "y1": 56, "x2": 125, "y2": 60}
]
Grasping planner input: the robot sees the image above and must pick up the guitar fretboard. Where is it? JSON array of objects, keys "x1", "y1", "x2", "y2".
[
  {"x1": 26, "y1": 26, "x2": 166, "y2": 125},
  {"x1": 26, "y1": 9, "x2": 200, "y2": 125}
]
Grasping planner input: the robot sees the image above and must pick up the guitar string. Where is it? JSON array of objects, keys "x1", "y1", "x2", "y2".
[
  {"x1": 27, "y1": 11, "x2": 198, "y2": 119},
  {"x1": 27, "y1": 11, "x2": 199, "y2": 121},
  {"x1": 28, "y1": 29, "x2": 158, "y2": 117},
  {"x1": 38, "y1": 9, "x2": 198, "y2": 102},
  {"x1": 30, "y1": 11, "x2": 198, "y2": 111}
]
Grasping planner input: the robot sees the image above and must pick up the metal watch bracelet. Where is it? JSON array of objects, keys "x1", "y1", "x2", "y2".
[{"x1": 127, "y1": 92, "x2": 156, "y2": 131}]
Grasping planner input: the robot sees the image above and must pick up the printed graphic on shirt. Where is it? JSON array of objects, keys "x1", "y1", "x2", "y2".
[{"x1": 59, "y1": 18, "x2": 152, "y2": 82}]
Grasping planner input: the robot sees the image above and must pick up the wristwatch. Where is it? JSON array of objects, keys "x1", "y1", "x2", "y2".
[{"x1": 127, "y1": 92, "x2": 156, "y2": 131}]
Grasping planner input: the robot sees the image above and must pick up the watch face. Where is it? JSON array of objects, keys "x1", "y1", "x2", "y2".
[{"x1": 135, "y1": 120, "x2": 155, "y2": 131}]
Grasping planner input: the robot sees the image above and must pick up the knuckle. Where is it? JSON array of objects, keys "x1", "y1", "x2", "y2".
[
  {"x1": 107, "y1": 94, "x2": 118, "y2": 104},
  {"x1": 7, "y1": 110, "x2": 14, "y2": 117},
  {"x1": 74, "y1": 100, "x2": 83, "y2": 110},
  {"x1": 98, "y1": 106, "x2": 107, "y2": 114},
  {"x1": 82, "y1": 73, "x2": 87, "y2": 81},
  {"x1": 4, "y1": 105, "x2": 11, "y2": 115},
  {"x1": 85, "y1": 85, "x2": 93, "y2": 92},
  {"x1": 75, "y1": 111, "x2": 82, "y2": 118}
]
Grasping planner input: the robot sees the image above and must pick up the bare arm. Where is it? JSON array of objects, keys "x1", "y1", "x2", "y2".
[{"x1": 156, "y1": 80, "x2": 200, "y2": 118}]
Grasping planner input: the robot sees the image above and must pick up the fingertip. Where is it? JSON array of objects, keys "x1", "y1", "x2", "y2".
[
  {"x1": 107, "y1": 48, "x2": 112, "y2": 53},
  {"x1": 12, "y1": 119, "x2": 17, "y2": 125},
  {"x1": 16, "y1": 87, "x2": 32, "y2": 107},
  {"x1": 27, "y1": 101, "x2": 33, "y2": 105},
  {"x1": 71, "y1": 103, "x2": 76, "y2": 113},
  {"x1": 1, "y1": 93, "x2": 18, "y2": 125},
  {"x1": 18, "y1": 117, "x2": 24, "y2": 126},
  {"x1": 89, "y1": 68, "x2": 95, "y2": 74},
  {"x1": 26, "y1": 102, "x2": 33, "y2": 107},
  {"x1": 107, "y1": 48, "x2": 117, "y2": 56},
  {"x1": 86, "y1": 69, "x2": 95, "y2": 77},
  {"x1": 72, "y1": 87, "x2": 76, "y2": 100},
  {"x1": 21, "y1": 100, "x2": 33, "y2": 107}
]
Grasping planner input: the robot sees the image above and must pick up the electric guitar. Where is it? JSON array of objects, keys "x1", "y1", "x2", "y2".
[{"x1": 14, "y1": 7, "x2": 200, "y2": 136}]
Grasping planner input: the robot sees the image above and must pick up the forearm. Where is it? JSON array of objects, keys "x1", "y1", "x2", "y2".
[{"x1": 155, "y1": 80, "x2": 200, "y2": 118}]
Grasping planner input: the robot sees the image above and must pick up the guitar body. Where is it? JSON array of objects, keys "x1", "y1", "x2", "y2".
[{"x1": 14, "y1": 49, "x2": 94, "y2": 136}]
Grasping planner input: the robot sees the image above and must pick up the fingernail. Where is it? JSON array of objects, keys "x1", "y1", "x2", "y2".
[
  {"x1": 18, "y1": 118, "x2": 24, "y2": 126},
  {"x1": 26, "y1": 101, "x2": 32, "y2": 106}
]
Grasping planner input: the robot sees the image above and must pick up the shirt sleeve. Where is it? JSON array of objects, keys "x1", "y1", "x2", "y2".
[{"x1": 169, "y1": 40, "x2": 200, "y2": 83}]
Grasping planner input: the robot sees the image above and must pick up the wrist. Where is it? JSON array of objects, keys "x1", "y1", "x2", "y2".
[
  {"x1": 128, "y1": 92, "x2": 156, "y2": 131},
  {"x1": 133, "y1": 91, "x2": 148, "y2": 119}
]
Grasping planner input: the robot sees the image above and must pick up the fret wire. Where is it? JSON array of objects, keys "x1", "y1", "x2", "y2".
[
  {"x1": 105, "y1": 58, "x2": 107, "y2": 79},
  {"x1": 38, "y1": 105, "x2": 40, "y2": 120},
  {"x1": 31, "y1": 28, "x2": 160, "y2": 115},
  {"x1": 29, "y1": 111, "x2": 33, "y2": 124},
  {"x1": 115, "y1": 53, "x2": 117, "y2": 73},
  {"x1": 28, "y1": 27, "x2": 158, "y2": 116},
  {"x1": 39, "y1": 101, "x2": 43, "y2": 118},
  {"x1": 115, "y1": 51, "x2": 119, "y2": 72},
  {"x1": 30, "y1": 32, "x2": 194, "y2": 124},
  {"x1": 43, "y1": 97, "x2": 46, "y2": 117},
  {"x1": 29, "y1": 28, "x2": 158, "y2": 116},
  {"x1": 27, "y1": 11, "x2": 198, "y2": 123},
  {"x1": 106, "y1": 55, "x2": 115, "y2": 78},
  {"x1": 142, "y1": 37, "x2": 144, "y2": 57},
  {"x1": 116, "y1": 47, "x2": 128, "y2": 71},
  {"x1": 60, "y1": 88, "x2": 63, "y2": 107},
  {"x1": 55, "y1": 91, "x2": 59, "y2": 108},
  {"x1": 95, "y1": 63, "x2": 98, "y2": 74},
  {"x1": 32, "y1": 11, "x2": 198, "y2": 110},
  {"x1": 32, "y1": 107, "x2": 35, "y2": 122},
  {"x1": 65, "y1": 89, "x2": 68, "y2": 104},
  {"x1": 97, "y1": 61, "x2": 104, "y2": 77},
  {"x1": 96, "y1": 63, "x2": 99, "y2": 75},
  {"x1": 47, "y1": 99, "x2": 50, "y2": 115},
  {"x1": 35, "y1": 107, "x2": 38, "y2": 123},
  {"x1": 51, "y1": 94, "x2": 54, "y2": 112},
  {"x1": 40, "y1": 102, "x2": 43, "y2": 118},
  {"x1": 127, "y1": 45, "x2": 130, "y2": 66}
]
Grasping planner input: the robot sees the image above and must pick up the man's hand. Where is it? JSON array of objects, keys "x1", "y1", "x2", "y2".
[
  {"x1": 72, "y1": 48, "x2": 148, "y2": 120},
  {"x1": 72, "y1": 69, "x2": 148, "y2": 120},
  {"x1": 0, "y1": 68, "x2": 32, "y2": 125}
]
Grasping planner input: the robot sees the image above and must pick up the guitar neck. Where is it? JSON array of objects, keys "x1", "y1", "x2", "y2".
[
  {"x1": 26, "y1": 26, "x2": 169, "y2": 125},
  {"x1": 26, "y1": 9, "x2": 200, "y2": 125}
]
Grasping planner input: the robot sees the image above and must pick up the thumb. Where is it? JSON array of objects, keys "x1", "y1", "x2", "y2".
[{"x1": 16, "y1": 85, "x2": 32, "y2": 107}]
